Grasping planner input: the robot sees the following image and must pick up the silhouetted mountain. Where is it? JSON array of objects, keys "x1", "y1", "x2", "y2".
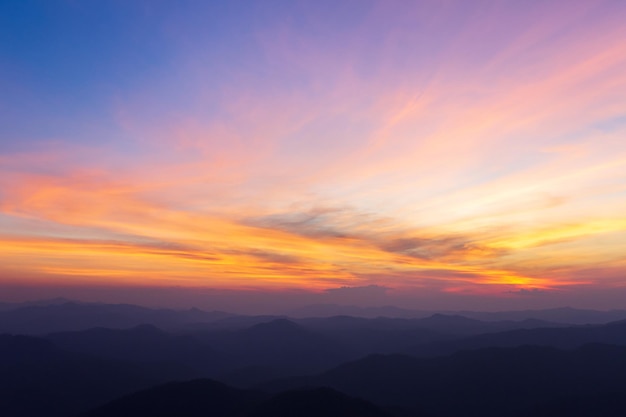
[
  {"x1": 524, "y1": 388, "x2": 626, "y2": 417},
  {"x1": 290, "y1": 314, "x2": 563, "y2": 360},
  {"x1": 299, "y1": 314, "x2": 562, "y2": 336},
  {"x1": 285, "y1": 304, "x2": 430, "y2": 318},
  {"x1": 47, "y1": 324, "x2": 231, "y2": 375},
  {"x1": 411, "y1": 319, "x2": 626, "y2": 357},
  {"x1": 199, "y1": 319, "x2": 353, "y2": 378},
  {"x1": 0, "y1": 301, "x2": 17, "y2": 311},
  {"x1": 247, "y1": 318, "x2": 304, "y2": 335},
  {"x1": 0, "y1": 334, "x2": 196, "y2": 417},
  {"x1": 286, "y1": 304, "x2": 626, "y2": 324},
  {"x1": 295, "y1": 315, "x2": 447, "y2": 355},
  {"x1": 264, "y1": 344, "x2": 626, "y2": 417},
  {"x1": 248, "y1": 387, "x2": 392, "y2": 417},
  {"x1": 41, "y1": 316, "x2": 436, "y2": 389},
  {"x1": 6, "y1": 310, "x2": 626, "y2": 417},
  {"x1": 4, "y1": 299, "x2": 621, "y2": 338},
  {"x1": 193, "y1": 314, "x2": 288, "y2": 330},
  {"x1": 456, "y1": 307, "x2": 626, "y2": 324},
  {"x1": 80, "y1": 379, "x2": 265, "y2": 417},
  {"x1": 409, "y1": 313, "x2": 562, "y2": 335},
  {"x1": 0, "y1": 297, "x2": 75, "y2": 311},
  {"x1": 6, "y1": 300, "x2": 626, "y2": 417},
  {"x1": 0, "y1": 302, "x2": 234, "y2": 334},
  {"x1": 42, "y1": 313, "x2": 571, "y2": 390},
  {"x1": 81, "y1": 379, "x2": 394, "y2": 417}
]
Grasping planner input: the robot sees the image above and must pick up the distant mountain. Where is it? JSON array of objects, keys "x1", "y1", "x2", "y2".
[
  {"x1": 199, "y1": 319, "x2": 354, "y2": 378},
  {"x1": 264, "y1": 344, "x2": 626, "y2": 417},
  {"x1": 409, "y1": 313, "x2": 563, "y2": 335},
  {"x1": 47, "y1": 324, "x2": 231, "y2": 375},
  {"x1": 284, "y1": 304, "x2": 431, "y2": 319},
  {"x1": 287, "y1": 304, "x2": 626, "y2": 324},
  {"x1": 41, "y1": 313, "x2": 576, "y2": 389},
  {"x1": 189, "y1": 314, "x2": 289, "y2": 330},
  {"x1": 291, "y1": 314, "x2": 564, "y2": 359},
  {"x1": 454, "y1": 307, "x2": 626, "y2": 324},
  {"x1": 47, "y1": 319, "x2": 355, "y2": 387},
  {"x1": 0, "y1": 297, "x2": 75, "y2": 311},
  {"x1": 46, "y1": 318, "x2": 360, "y2": 388},
  {"x1": 0, "y1": 334, "x2": 196, "y2": 417},
  {"x1": 80, "y1": 379, "x2": 394, "y2": 417},
  {"x1": 298, "y1": 313, "x2": 563, "y2": 338},
  {"x1": 0, "y1": 302, "x2": 234, "y2": 334},
  {"x1": 0, "y1": 301, "x2": 17, "y2": 312},
  {"x1": 411, "y1": 319, "x2": 626, "y2": 357},
  {"x1": 295, "y1": 315, "x2": 447, "y2": 356},
  {"x1": 3, "y1": 299, "x2": 625, "y2": 326}
]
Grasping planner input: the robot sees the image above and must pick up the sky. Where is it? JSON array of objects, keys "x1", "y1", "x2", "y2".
[{"x1": 1, "y1": 0, "x2": 625, "y2": 312}]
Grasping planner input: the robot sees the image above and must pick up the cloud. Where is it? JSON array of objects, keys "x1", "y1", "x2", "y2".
[
  {"x1": 234, "y1": 249, "x2": 304, "y2": 265},
  {"x1": 244, "y1": 207, "x2": 353, "y2": 239},
  {"x1": 380, "y1": 236, "x2": 478, "y2": 260},
  {"x1": 245, "y1": 206, "x2": 500, "y2": 262},
  {"x1": 325, "y1": 284, "x2": 391, "y2": 296},
  {"x1": 506, "y1": 288, "x2": 554, "y2": 296},
  {"x1": 323, "y1": 285, "x2": 391, "y2": 305}
]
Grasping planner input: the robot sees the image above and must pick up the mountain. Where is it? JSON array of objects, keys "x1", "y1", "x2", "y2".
[
  {"x1": 3, "y1": 299, "x2": 622, "y2": 335},
  {"x1": 80, "y1": 379, "x2": 265, "y2": 417},
  {"x1": 45, "y1": 313, "x2": 574, "y2": 388},
  {"x1": 284, "y1": 304, "x2": 431, "y2": 319},
  {"x1": 5, "y1": 311, "x2": 626, "y2": 417},
  {"x1": 455, "y1": 307, "x2": 626, "y2": 324},
  {"x1": 295, "y1": 315, "x2": 447, "y2": 356},
  {"x1": 80, "y1": 379, "x2": 394, "y2": 417},
  {"x1": 0, "y1": 302, "x2": 233, "y2": 334},
  {"x1": 199, "y1": 319, "x2": 353, "y2": 378},
  {"x1": 0, "y1": 297, "x2": 75, "y2": 311},
  {"x1": 183, "y1": 314, "x2": 288, "y2": 331},
  {"x1": 47, "y1": 319, "x2": 354, "y2": 387},
  {"x1": 47, "y1": 324, "x2": 231, "y2": 375},
  {"x1": 291, "y1": 314, "x2": 563, "y2": 358},
  {"x1": 247, "y1": 387, "x2": 393, "y2": 417},
  {"x1": 0, "y1": 301, "x2": 17, "y2": 312},
  {"x1": 411, "y1": 319, "x2": 626, "y2": 357},
  {"x1": 46, "y1": 318, "x2": 357, "y2": 387},
  {"x1": 263, "y1": 343, "x2": 626, "y2": 417},
  {"x1": 0, "y1": 334, "x2": 196, "y2": 417},
  {"x1": 409, "y1": 313, "x2": 562, "y2": 335},
  {"x1": 523, "y1": 388, "x2": 626, "y2": 417},
  {"x1": 286, "y1": 304, "x2": 626, "y2": 324}
]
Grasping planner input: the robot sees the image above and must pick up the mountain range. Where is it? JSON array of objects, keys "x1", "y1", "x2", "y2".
[{"x1": 2, "y1": 299, "x2": 626, "y2": 416}]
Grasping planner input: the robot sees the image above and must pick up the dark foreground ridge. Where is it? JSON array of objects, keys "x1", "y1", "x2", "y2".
[
  {"x1": 0, "y1": 334, "x2": 195, "y2": 417},
  {"x1": 263, "y1": 343, "x2": 626, "y2": 417},
  {"x1": 80, "y1": 379, "x2": 393, "y2": 417}
]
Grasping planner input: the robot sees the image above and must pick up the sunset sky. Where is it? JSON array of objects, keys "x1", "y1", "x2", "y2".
[{"x1": 1, "y1": 0, "x2": 625, "y2": 311}]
